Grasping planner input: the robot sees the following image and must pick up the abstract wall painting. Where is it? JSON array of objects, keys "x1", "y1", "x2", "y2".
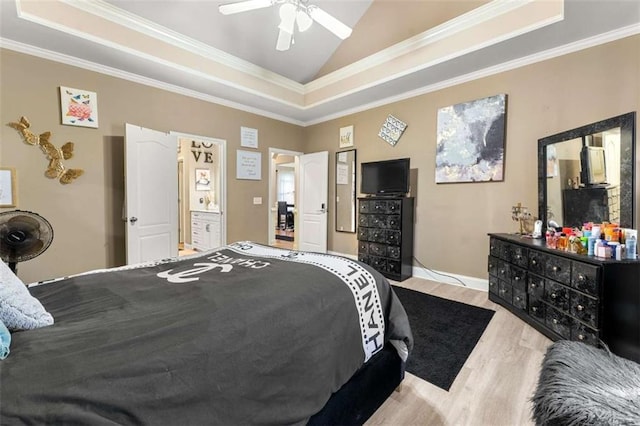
[
  {"x1": 435, "y1": 94, "x2": 507, "y2": 183},
  {"x1": 60, "y1": 86, "x2": 99, "y2": 128}
]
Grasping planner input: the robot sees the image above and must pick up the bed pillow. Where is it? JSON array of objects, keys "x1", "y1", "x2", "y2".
[
  {"x1": 0, "y1": 260, "x2": 54, "y2": 330},
  {"x1": 0, "y1": 319, "x2": 10, "y2": 359}
]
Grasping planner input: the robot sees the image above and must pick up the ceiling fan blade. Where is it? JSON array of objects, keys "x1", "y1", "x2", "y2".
[
  {"x1": 307, "y1": 5, "x2": 352, "y2": 39},
  {"x1": 219, "y1": 0, "x2": 273, "y2": 15},
  {"x1": 276, "y1": 28, "x2": 292, "y2": 51}
]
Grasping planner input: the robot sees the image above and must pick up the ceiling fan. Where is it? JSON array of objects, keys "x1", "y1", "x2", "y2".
[{"x1": 219, "y1": 0, "x2": 353, "y2": 51}]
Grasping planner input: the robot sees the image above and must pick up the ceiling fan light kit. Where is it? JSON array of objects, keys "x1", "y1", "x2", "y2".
[{"x1": 219, "y1": 0, "x2": 352, "y2": 51}]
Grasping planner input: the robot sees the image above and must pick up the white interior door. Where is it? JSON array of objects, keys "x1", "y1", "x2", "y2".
[
  {"x1": 125, "y1": 123, "x2": 178, "y2": 264},
  {"x1": 297, "y1": 151, "x2": 328, "y2": 253}
]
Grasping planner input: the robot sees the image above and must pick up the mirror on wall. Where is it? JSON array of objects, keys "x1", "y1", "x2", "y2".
[
  {"x1": 538, "y1": 112, "x2": 636, "y2": 229},
  {"x1": 335, "y1": 149, "x2": 357, "y2": 233}
]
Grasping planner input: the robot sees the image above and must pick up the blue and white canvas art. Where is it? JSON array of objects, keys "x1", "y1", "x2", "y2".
[{"x1": 435, "y1": 94, "x2": 507, "y2": 183}]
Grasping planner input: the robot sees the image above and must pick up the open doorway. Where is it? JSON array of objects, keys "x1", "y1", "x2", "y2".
[
  {"x1": 269, "y1": 148, "x2": 302, "y2": 249},
  {"x1": 175, "y1": 132, "x2": 227, "y2": 256}
]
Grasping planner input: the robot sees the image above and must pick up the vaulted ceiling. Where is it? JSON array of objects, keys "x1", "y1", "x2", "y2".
[{"x1": 1, "y1": 0, "x2": 639, "y2": 125}]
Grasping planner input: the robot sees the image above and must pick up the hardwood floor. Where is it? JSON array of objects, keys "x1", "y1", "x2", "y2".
[{"x1": 367, "y1": 277, "x2": 552, "y2": 426}]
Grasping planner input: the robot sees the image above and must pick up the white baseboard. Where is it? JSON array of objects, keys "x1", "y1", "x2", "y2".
[
  {"x1": 328, "y1": 250, "x2": 488, "y2": 292},
  {"x1": 411, "y1": 266, "x2": 488, "y2": 292}
]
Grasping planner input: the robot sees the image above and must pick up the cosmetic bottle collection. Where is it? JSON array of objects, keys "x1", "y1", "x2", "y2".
[{"x1": 545, "y1": 222, "x2": 637, "y2": 260}]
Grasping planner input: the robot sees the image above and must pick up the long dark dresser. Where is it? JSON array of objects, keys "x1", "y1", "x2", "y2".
[
  {"x1": 358, "y1": 196, "x2": 414, "y2": 282},
  {"x1": 488, "y1": 233, "x2": 640, "y2": 363}
]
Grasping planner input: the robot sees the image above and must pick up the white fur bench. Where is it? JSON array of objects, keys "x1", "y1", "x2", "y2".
[{"x1": 531, "y1": 340, "x2": 640, "y2": 425}]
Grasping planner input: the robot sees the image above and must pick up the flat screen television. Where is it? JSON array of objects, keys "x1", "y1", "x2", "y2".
[
  {"x1": 580, "y1": 146, "x2": 607, "y2": 185},
  {"x1": 361, "y1": 158, "x2": 410, "y2": 195}
]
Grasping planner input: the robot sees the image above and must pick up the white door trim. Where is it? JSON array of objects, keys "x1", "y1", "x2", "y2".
[
  {"x1": 268, "y1": 147, "x2": 303, "y2": 246},
  {"x1": 171, "y1": 131, "x2": 227, "y2": 246}
]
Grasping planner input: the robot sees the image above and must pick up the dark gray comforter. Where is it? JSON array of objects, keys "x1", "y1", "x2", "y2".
[{"x1": 0, "y1": 242, "x2": 413, "y2": 425}]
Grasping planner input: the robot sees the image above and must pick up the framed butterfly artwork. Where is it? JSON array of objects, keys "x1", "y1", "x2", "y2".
[{"x1": 60, "y1": 86, "x2": 99, "y2": 128}]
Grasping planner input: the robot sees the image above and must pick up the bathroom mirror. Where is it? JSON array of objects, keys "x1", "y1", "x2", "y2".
[
  {"x1": 538, "y1": 112, "x2": 636, "y2": 230},
  {"x1": 335, "y1": 149, "x2": 357, "y2": 233}
]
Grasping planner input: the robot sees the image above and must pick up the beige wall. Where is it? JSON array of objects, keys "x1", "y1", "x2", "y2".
[
  {"x1": 310, "y1": 35, "x2": 640, "y2": 280},
  {"x1": 0, "y1": 49, "x2": 304, "y2": 283},
  {"x1": 1, "y1": 35, "x2": 639, "y2": 284}
]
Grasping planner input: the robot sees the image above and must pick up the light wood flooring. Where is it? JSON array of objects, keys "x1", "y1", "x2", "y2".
[{"x1": 366, "y1": 277, "x2": 552, "y2": 426}]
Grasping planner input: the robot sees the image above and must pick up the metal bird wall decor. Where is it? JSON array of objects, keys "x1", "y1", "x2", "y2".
[{"x1": 7, "y1": 116, "x2": 84, "y2": 184}]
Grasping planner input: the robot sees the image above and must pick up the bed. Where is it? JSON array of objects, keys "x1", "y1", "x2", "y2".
[{"x1": 0, "y1": 242, "x2": 413, "y2": 425}]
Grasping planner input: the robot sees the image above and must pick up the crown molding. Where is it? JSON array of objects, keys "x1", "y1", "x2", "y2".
[
  {"x1": 305, "y1": 0, "x2": 543, "y2": 92},
  {"x1": 0, "y1": 38, "x2": 305, "y2": 126},
  {"x1": 305, "y1": 23, "x2": 640, "y2": 125},
  {"x1": 57, "y1": 0, "x2": 306, "y2": 94}
]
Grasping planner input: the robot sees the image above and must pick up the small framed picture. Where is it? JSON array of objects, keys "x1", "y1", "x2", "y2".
[
  {"x1": 60, "y1": 86, "x2": 99, "y2": 128},
  {"x1": 340, "y1": 125, "x2": 354, "y2": 148},
  {"x1": 0, "y1": 168, "x2": 17, "y2": 207},
  {"x1": 195, "y1": 168, "x2": 211, "y2": 191}
]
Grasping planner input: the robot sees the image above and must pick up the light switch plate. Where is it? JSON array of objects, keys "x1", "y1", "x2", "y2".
[{"x1": 253, "y1": 197, "x2": 262, "y2": 205}]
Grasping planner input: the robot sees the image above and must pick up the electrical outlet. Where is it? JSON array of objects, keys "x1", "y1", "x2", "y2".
[{"x1": 253, "y1": 197, "x2": 262, "y2": 205}]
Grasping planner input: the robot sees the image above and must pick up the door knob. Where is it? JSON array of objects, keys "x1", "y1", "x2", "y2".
[{"x1": 129, "y1": 217, "x2": 138, "y2": 224}]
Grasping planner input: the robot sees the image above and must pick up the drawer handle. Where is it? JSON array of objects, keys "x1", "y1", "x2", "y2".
[
  {"x1": 500, "y1": 289, "x2": 506, "y2": 294},
  {"x1": 578, "y1": 274, "x2": 585, "y2": 282},
  {"x1": 514, "y1": 276, "x2": 520, "y2": 281},
  {"x1": 489, "y1": 263, "x2": 494, "y2": 269},
  {"x1": 532, "y1": 307, "x2": 538, "y2": 312},
  {"x1": 578, "y1": 334, "x2": 585, "y2": 340},
  {"x1": 552, "y1": 266, "x2": 560, "y2": 272},
  {"x1": 551, "y1": 293, "x2": 557, "y2": 299},
  {"x1": 577, "y1": 304, "x2": 584, "y2": 311},
  {"x1": 552, "y1": 319, "x2": 558, "y2": 324},
  {"x1": 532, "y1": 259, "x2": 537, "y2": 265},
  {"x1": 530, "y1": 283, "x2": 537, "y2": 289},
  {"x1": 489, "y1": 282, "x2": 495, "y2": 287},
  {"x1": 516, "y1": 254, "x2": 522, "y2": 260},
  {"x1": 500, "y1": 269, "x2": 506, "y2": 275},
  {"x1": 515, "y1": 296, "x2": 521, "y2": 302}
]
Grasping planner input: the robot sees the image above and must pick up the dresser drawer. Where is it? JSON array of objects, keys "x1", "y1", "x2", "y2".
[
  {"x1": 358, "y1": 214, "x2": 370, "y2": 227},
  {"x1": 368, "y1": 243, "x2": 387, "y2": 257},
  {"x1": 370, "y1": 214, "x2": 387, "y2": 228},
  {"x1": 570, "y1": 292, "x2": 598, "y2": 328},
  {"x1": 386, "y1": 230, "x2": 401, "y2": 246},
  {"x1": 545, "y1": 254, "x2": 571, "y2": 284},
  {"x1": 544, "y1": 280, "x2": 570, "y2": 311},
  {"x1": 571, "y1": 262, "x2": 600, "y2": 296},
  {"x1": 527, "y1": 274, "x2": 544, "y2": 299},
  {"x1": 369, "y1": 256, "x2": 387, "y2": 271},
  {"x1": 528, "y1": 250, "x2": 545, "y2": 275},
  {"x1": 510, "y1": 265, "x2": 527, "y2": 291},
  {"x1": 529, "y1": 298, "x2": 545, "y2": 322},
  {"x1": 358, "y1": 241, "x2": 368, "y2": 253},
  {"x1": 489, "y1": 238, "x2": 507, "y2": 260},
  {"x1": 571, "y1": 323, "x2": 599, "y2": 346},
  {"x1": 386, "y1": 200, "x2": 401, "y2": 213},
  {"x1": 387, "y1": 215, "x2": 401, "y2": 230},
  {"x1": 545, "y1": 305, "x2": 572, "y2": 339},
  {"x1": 512, "y1": 288, "x2": 527, "y2": 311},
  {"x1": 507, "y1": 244, "x2": 528, "y2": 268},
  {"x1": 488, "y1": 255, "x2": 499, "y2": 276},
  {"x1": 488, "y1": 275, "x2": 499, "y2": 296},
  {"x1": 357, "y1": 227, "x2": 370, "y2": 241},
  {"x1": 387, "y1": 246, "x2": 401, "y2": 259},
  {"x1": 359, "y1": 200, "x2": 374, "y2": 213},
  {"x1": 498, "y1": 279, "x2": 512, "y2": 303}
]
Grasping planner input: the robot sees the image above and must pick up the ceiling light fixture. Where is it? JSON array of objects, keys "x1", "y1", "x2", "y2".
[{"x1": 219, "y1": 0, "x2": 353, "y2": 51}]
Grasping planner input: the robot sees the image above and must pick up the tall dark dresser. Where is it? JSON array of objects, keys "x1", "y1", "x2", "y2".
[{"x1": 357, "y1": 196, "x2": 414, "y2": 282}]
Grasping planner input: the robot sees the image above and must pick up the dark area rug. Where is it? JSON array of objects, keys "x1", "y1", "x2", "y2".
[{"x1": 392, "y1": 285, "x2": 495, "y2": 391}]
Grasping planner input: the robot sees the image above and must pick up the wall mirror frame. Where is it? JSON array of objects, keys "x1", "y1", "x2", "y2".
[
  {"x1": 335, "y1": 149, "x2": 357, "y2": 233},
  {"x1": 538, "y1": 111, "x2": 636, "y2": 230}
]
